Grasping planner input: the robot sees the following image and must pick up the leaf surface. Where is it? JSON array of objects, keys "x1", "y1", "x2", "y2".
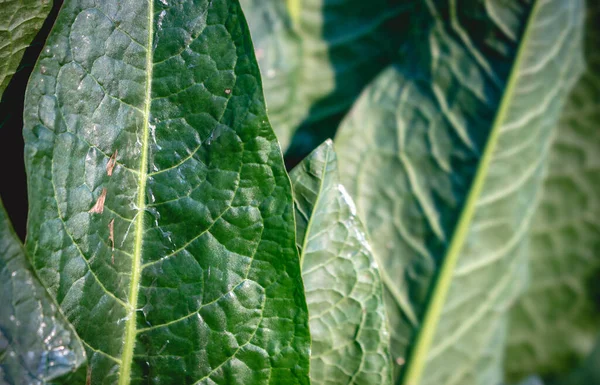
[
  {"x1": 0, "y1": 198, "x2": 86, "y2": 384},
  {"x1": 0, "y1": 0, "x2": 52, "y2": 94},
  {"x1": 506, "y1": 0, "x2": 600, "y2": 379},
  {"x1": 334, "y1": 1, "x2": 585, "y2": 384},
  {"x1": 23, "y1": 1, "x2": 310, "y2": 384},
  {"x1": 240, "y1": 0, "x2": 408, "y2": 155},
  {"x1": 290, "y1": 140, "x2": 391, "y2": 385}
]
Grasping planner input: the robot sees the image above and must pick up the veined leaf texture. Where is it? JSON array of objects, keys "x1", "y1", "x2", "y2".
[
  {"x1": 22, "y1": 1, "x2": 310, "y2": 384},
  {"x1": 335, "y1": 1, "x2": 586, "y2": 384}
]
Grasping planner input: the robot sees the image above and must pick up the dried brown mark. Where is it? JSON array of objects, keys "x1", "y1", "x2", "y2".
[
  {"x1": 106, "y1": 150, "x2": 118, "y2": 176},
  {"x1": 86, "y1": 365, "x2": 92, "y2": 385},
  {"x1": 395, "y1": 357, "x2": 405, "y2": 366},
  {"x1": 224, "y1": 88, "x2": 231, "y2": 95},
  {"x1": 89, "y1": 188, "x2": 107, "y2": 214},
  {"x1": 108, "y1": 218, "x2": 115, "y2": 264}
]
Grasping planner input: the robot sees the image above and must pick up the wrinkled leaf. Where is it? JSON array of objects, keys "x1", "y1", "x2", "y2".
[
  {"x1": 290, "y1": 140, "x2": 391, "y2": 385},
  {"x1": 240, "y1": 0, "x2": 409, "y2": 156},
  {"x1": 0, "y1": 0, "x2": 52, "y2": 94},
  {"x1": 334, "y1": 1, "x2": 585, "y2": 384},
  {"x1": 506, "y1": 0, "x2": 600, "y2": 380},
  {"x1": 23, "y1": 0, "x2": 310, "y2": 384},
  {"x1": 0, "y1": 198, "x2": 86, "y2": 384}
]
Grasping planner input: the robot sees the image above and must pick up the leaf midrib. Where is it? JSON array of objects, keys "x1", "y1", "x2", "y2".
[
  {"x1": 298, "y1": 143, "x2": 330, "y2": 268},
  {"x1": 118, "y1": 0, "x2": 154, "y2": 383},
  {"x1": 399, "y1": 1, "x2": 541, "y2": 384}
]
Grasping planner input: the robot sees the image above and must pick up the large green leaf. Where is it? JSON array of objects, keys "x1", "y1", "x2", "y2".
[
  {"x1": 0, "y1": 198, "x2": 86, "y2": 384},
  {"x1": 240, "y1": 0, "x2": 408, "y2": 156},
  {"x1": 506, "y1": 0, "x2": 600, "y2": 379},
  {"x1": 0, "y1": 0, "x2": 52, "y2": 94},
  {"x1": 22, "y1": 1, "x2": 310, "y2": 384},
  {"x1": 290, "y1": 140, "x2": 391, "y2": 384},
  {"x1": 334, "y1": 1, "x2": 585, "y2": 384}
]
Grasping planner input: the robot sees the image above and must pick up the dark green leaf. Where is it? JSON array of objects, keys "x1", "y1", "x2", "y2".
[
  {"x1": 506, "y1": 0, "x2": 600, "y2": 379},
  {"x1": 334, "y1": 1, "x2": 585, "y2": 384},
  {"x1": 22, "y1": 1, "x2": 310, "y2": 384},
  {"x1": 290, "y1": 140, "x2": 391, "y2": 385},
  {"x1": 0, "y1": 198, "x2": 86, "y2": 384},
  {"x1": 240, "y1": 0, "x2": 409, "y2": 155},
  {"x1": 0, "y1": 0, "x2": 52, "y2": 94},
  {"x1": 548, "y1": 337, "x2": 600, "y2": 385}
]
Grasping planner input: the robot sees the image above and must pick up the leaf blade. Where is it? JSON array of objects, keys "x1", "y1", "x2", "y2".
[
  {"x1": 334, "y1": 1, "x2": 585, "y2": 384},
  {"x1": 506, "y1": 0, "x2": 600, "y2": 379},
  {"x1": 23, "y1": 1, "x2": 310, "y2": 384},
  {"x1": 240, "y1": 0, "x2": 409, "y2": 154},
  {"x1": 0, "y1": 0, "x2": 52, "y2": 94},
  {"x1": 0, "y1": 198, "x2": 86, "y2": 384},
  {"x1": 290, "y1": 140, "x2": 392, "y2": 385}
]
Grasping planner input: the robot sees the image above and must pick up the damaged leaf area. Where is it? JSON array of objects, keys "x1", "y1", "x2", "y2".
[{"x1": 22, "y1": 1, "x2": 310, "y2": 384}]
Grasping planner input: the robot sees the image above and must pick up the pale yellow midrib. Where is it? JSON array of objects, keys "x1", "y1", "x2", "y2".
[
  {"x1": 286, "y1": 0, "x2": 301, "y2": 27},
  {"x1": 399, "y1": 2, "x2": 542, "y2": 385},
  {"x1": 118, "y1": 1, "x2": 153, "y2": 384}
]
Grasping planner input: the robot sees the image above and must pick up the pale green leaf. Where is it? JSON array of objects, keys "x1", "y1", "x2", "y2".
[
  {"x1": 290, "y1": 140, "x2": 392, "y2": 385},
  {"x1": 240, "y1": 0, "x2": 408, "y2": 155},
  {"x1": 0, "y1": 0, "x2": 52, "y2": 94},
  {"x1": 22, "y1": 1, "x2": 310, "y2": 384},
  {"x1": 334, "y1": 1, "x2": 585, "y2": 384},
  {"x1": 506, "y1": 0, "x2": 600, "y2": 379}
]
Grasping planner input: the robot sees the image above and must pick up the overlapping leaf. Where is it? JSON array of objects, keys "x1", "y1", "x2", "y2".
[
  {"x1": 290, "y1": 140, "x2": 391, "y2": 385},
  {"x1": 0, "y1": 199, "x2": 86, "y2": 384},
  {"x1": 0, "y1": 0, "x2": 52, "y2": 94},
  {"x1": 22, "y1": 0, "x2": 310, "y2": 384},
  {"x1": 506, "y1": 0, "x2": 600, "y2": 380},
  {"x1": 334, "y1": 1, "x2": 585, "y2": 384},
  {"x1": 240, "y1": 0, "x2": 409, "y2": 156}
]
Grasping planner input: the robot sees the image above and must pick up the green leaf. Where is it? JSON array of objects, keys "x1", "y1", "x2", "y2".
[
  {"x1": 22, "y1": 1, "x2": 310, "y2": 384},
  {"x1": 290, "y1": 140, "x2": 392, "y2": 385},
  {"x1": 548, "y1": 336, "x2": 600, "y2": 385},
  {"x1": 240, "y1": 0, "x2": 408, "y2": 155},
  {"x1": 0, "y1": 198, "x2": 86, "y2": 384},
  {"x1": 506, "y1": 0, "x2": 600, "y2": 379},
  {"x1": 0, "y1": 0, "x2": 52, "y2": 94},
  {"x1": 334, "y1": 1, "x2": 585, "y2": 384}
]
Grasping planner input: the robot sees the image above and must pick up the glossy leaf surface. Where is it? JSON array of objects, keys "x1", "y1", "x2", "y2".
[
  {"x1": 335, "y1": 1, "x2": 585, "y2": 384},
  {"x1": 0, "y1": 0, "x2": 52, "y2": 94},
  {"x1": 23, "y1": 0, "x2": 310, "y2": 384},
  {"x1": 506, "y1": 0, "x2": 600, "y2": 379},
  {"x1": 240, "y1": 0, "x2": 408, "y2": 155},
  {"x1": 290, "y1": 140, "x2": 391, "y2": 385},
  {"x1": 0, "y1": 199, "x2": 86, "y2": 384}
]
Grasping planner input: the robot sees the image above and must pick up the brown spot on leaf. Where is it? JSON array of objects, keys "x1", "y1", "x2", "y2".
[
  {"x1": 225, "y1": 88, "x2": 231, "y2": 95},
  {"x1": 106, "y1": 150, "x2": 118, "y2": 176},
  {"x1": 89, "y1": 188, "x2": 107, "y2": 214},
  {"x1": 86, "y1": 365, "x2": 92, "y2": 385},
  {"x1": 108, "y1": 219, "x2": 115, "y2": 264},
  {"x1": 395, "y1": 357, "x2": 405, "y2": 366}
]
